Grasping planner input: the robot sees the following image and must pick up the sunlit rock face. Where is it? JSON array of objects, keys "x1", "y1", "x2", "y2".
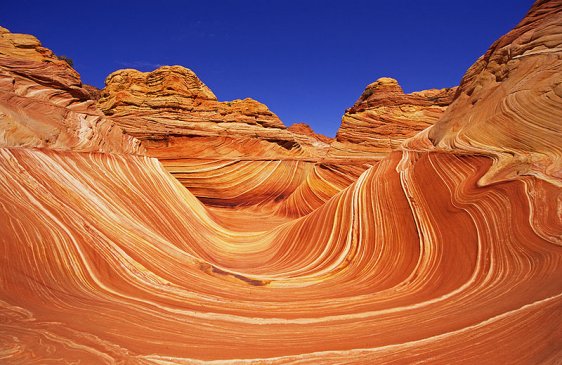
[
  {"x1": 288, "y1": 122, "x2": 334, "y2": 144},
  {"x1": 405, "y1": 0, "x2": 562, "y2": 186},
  {"x1": 97, "y1": 65, "x2": 358, "y2": 215},
  {"x1": 1, "y1": 0, "x2": 562, "y2": 363},
  {"x1": 0, "y1": 27, "x2": 143, "y2": 154},
  {"x1": 1, "y1": 148, "x2": 561, "y2": 363},
  {"x1": 328, "y1": 77, "x2": 456, "y2": 159},
  {"x1": 98, "y1": 66, "x2": 331, "y2": 160}
]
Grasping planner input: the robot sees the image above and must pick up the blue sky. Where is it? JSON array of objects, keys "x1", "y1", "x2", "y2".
[{"x1": 2, "y1": 0, "x2": 533, "y2": 137}]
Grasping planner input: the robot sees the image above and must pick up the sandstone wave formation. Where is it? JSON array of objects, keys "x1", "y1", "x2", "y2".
[
  {"x1": 404, "y1": 0, "x2": 562, "y2": 187},
  {"x1": 1, "y1": 1, "x2": 562, "y2": 364},
  {"x1": 97, "y1": 64, "x2": 367, "y2": 215}
]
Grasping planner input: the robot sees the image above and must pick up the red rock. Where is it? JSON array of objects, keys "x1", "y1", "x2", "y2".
[
  {"x1": 98, "y1": 66, "x2": 305, "y2": 155},
  {"x1": 288, "y1": 122, "x2": 333, "y2": 144},
  {"x1": 97, "y1": 65, "x2": 352, "y2": 212},
  {"x1": 83, "y1": 84, "x2": 101, "y2": 101}
]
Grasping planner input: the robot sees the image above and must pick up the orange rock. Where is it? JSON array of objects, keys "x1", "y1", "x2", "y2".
[
  {"x1": 288, "y1": 122, "x2": 333, "y2": 144},
  {"x1": 406, "y1": 0, "x2": 562, "y2": 185},
  {"x1": 0, "y1": 26, "x2": 143, "y2": 154},
  {"x1": 0, "y1": 1, "x2": 561, "y2": 363},
  {"x1": 328, "y1": 77, "x2": 456, "y2": 159},
  {"x1": 0, "y1": 147, "x2": 560, "y2": 363},
  {"x1": 97, "y1": 65, "x2": 353, "y2": 212},
  {"x1": 98, "y1": 66, "x2": 302, "y2": 153}
]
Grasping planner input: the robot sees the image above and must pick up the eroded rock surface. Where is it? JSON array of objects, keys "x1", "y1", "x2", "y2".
[
  {"x1": 0, "y1": 27, "x2": 142, "y2": 153},
  {"x1": 328, "y1": 77, "x2": 456, "y2": 159},
  {"x1": 405, "y1": 0, "x2": 562, "y2": 185},
  {"x1": 0, "y1": 1, "x2": 561, "y2": 363},
  {"x1": 98, "y1": 66, "x2": 330, "y2": 159}
]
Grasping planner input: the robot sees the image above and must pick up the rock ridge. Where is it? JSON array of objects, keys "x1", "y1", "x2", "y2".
[{"x1": 328, "y1": 77, "x2": 456, "y2": 158}]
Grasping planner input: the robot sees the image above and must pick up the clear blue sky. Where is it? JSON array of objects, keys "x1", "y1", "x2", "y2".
[{"x1": 2, "y1": 0, "x2": 533, "y2": 137}]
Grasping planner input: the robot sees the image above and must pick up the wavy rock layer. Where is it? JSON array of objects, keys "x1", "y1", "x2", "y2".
[
  {"x1": 0, "y1": 27, "x2": 142, "y2": 154},
  {"x1": 163, "y1": 155, "x2": 368, "y2": 217},
  {"x1": 405, "y1": 0, "x2": 562, "y2": 185},
  {"x1": 96, "y1": 66, "x2": 359, "y2": 211},
  {"x1": 328, "y1": 77, "x2": 456, "y2": 159},
  {"x1": 0, "y1": 147, "x2": 561, "y2": 364},
  {"x1": 1, "y1": 0, "x2": 562, "y2": 363},
  {"x1": 96, "y1": 66, "x2": 347, "y2": 209}
]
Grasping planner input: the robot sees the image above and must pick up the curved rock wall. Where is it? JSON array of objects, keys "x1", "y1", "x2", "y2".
[
  {"x1": 328, "y1": 77, "x2": 456, "y2": 159},
  {"x1": 406, "y1": 0, "x2": 562, "y2": 186},
  {"x1": 0, "y1": 148, "x2": 560, "y2": 363},
  {"x1": 0, "y1": 0, "x2": 561, "y2": 363}
]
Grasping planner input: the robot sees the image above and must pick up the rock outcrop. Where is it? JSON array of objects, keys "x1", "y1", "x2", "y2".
[
  {"x1": 98, "y1": 66, "x2": 330, "y2": 159},
  {"x1": 0, "y1": 27, "x2": 143, "y2": 154},
  {"x1": 97, "y1": 66, "x2": 345, "y2": 213},
  {"x1": 328, "y1": 77, "x2": 456, "y2": 159},
  {"x1": 288, "y1": 122, "x2": 333, "y2": 144},
  {"x1": 405, "y1": 0, "x2": 562, "y2": 185}
]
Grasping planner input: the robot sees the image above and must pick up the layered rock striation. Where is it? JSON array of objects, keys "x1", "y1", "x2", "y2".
[
  {"x1": 1, "y1": 146, "x2": 560, "y2": 364},
  {"x1": 288, "y1": 122, "x2": 333, "y2": 144},
  {"x1": 98, "y1": 66, "x2": 331, "y2": 159},
  {"x1": 97, "y1": 65, "x2": 347, "y2": 213},
  {"x1": 0, "y1": 1, "x2": 561, "y2": 363},
  {"x1": 405, "y1": 0, "x2": 562, "y2": 185},
  {"x1": 0, "y1": 27, "x2": 143, "y2": 154},
  {"x1": 328, "y1": 77, "x2": 456, "y2": 159}
]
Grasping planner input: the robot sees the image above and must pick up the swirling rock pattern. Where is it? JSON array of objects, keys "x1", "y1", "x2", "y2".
[
  {"x1": 162, "y1": 155, "x2": 367, "y2": 218},
  {"x1": 1, "y1": 0, "x2": 562, "y2": 363},
  {"x1": 96, "y1": 65, "x2": 361, "y2": 212},
  {"x1": 0, "y1": 27, "x2": 143, "y2": 154},
  {"x1": 328, "y1": 77, "x2": 456, "y2": 159},
  {"x1": 96, "y1": 66, "x2": 351, "y2": 211},
  {"x1": 0, "y1": 148, "x2": 561, "y2": 364},
  {"x1": 405, "y1": 0, "x2": 562, "y2": 186}
]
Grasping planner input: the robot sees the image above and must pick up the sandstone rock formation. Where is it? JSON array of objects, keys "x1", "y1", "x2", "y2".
[
  {"x1": 328, "y1": 77, "x2": 456, "y2": 159},
  {"x1": 1, "y1": 148, "x2": 560, "y2": 364},
  {"x1": 83, "y1": 84, "x2": 101, "y2": 101},
  {"x1": 0, "y1": 0, "x2": 561, "y2": 363},
  {"x1": 97, "y1": 65, "x2": 347, "y2": 214},
  {"x1": 288, "y1": 122, "x2": 333, "y2": 144},
  {"x1": 405, "y1": 0, "x2": 562, "y2": 186},
  {"x1": 0, "y1": 27, "x2": 142, "y2": 154},
  {"x1": 98, "y1": 66, "x2": 330, "y2": 159}
]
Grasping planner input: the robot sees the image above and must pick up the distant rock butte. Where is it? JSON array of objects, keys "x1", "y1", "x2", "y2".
[
  {"x1": 288, "y1": 122, "x2": 333, "y2": 144},
  {"x1": 0, "y1": 26, "x2": 142, "y2": 154},
  {"x1": 98, "y1": 66, "x2": 331, "y2": 159},
  {"x1": 328, "y1": 77, "x2": 456, "y2": 159}
]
